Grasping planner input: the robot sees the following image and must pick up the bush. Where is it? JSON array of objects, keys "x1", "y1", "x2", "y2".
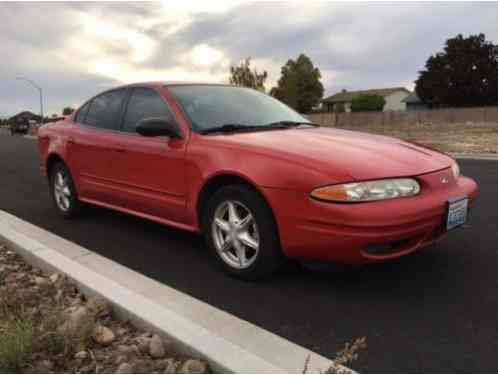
[{"x1": 350, "y1": 94, "x2": 385, "y2": 112}]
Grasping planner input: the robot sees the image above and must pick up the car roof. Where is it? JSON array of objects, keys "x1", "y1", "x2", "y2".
[{"x1": 112, "y1": 81, "x2": 233, "y2": 89}]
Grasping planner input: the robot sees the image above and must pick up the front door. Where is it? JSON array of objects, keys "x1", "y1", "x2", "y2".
[{"x1": 106, "y1": 87, "x2": 188, "y2": 224}]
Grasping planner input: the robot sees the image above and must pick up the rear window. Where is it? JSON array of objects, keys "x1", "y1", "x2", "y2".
[{"x1": 85, "y1": 89, "x2": 127, "y2": 130}]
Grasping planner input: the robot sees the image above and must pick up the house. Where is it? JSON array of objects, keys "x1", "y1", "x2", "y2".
[
  {"x1": 321, "y1": 87, "x2": 411, "y2": 112},
  {"x1": 402, "y1": 92, "x2": 428, "y2": 111},
  {"x1": 8, "y1": 111, "x2": 41, "y2": 125}
]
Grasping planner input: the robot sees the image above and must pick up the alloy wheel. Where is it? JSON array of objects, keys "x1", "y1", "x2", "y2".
[{"x1": 211, "y1": 200, "x2": 260, "y2": 269}]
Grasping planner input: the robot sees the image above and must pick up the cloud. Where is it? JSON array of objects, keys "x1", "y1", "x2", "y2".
[{"x1": 1, "y1": 2, "x2": 498, "y2": 116}]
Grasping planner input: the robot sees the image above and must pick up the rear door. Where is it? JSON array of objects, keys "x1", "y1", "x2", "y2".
[
  {"x1": 67, "y1": 89, "x2": 128, "y2": 203},
  {"x1": 106, "y1": 87, "x2": 188, "y2": 224}
]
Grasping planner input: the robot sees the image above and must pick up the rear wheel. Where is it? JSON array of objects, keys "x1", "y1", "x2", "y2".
[
  {"x1": 202, "y1": 184, "x2": 284, "y2": 280},
  {"x1": 49, "y1": 162, "x2": 83, "y2": 218}
]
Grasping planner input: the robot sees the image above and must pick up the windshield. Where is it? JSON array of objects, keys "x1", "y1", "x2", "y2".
[{"x1": 167, "y1": 85, "x2": 310, "y2": 133}]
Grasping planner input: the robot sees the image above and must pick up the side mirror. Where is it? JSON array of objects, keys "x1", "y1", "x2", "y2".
[{"x1": 135, "y1": 117, "x2": 182, "y2": 138}]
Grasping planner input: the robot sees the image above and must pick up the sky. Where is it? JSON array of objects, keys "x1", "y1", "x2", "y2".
[{"x1": 1, "y1": 1, "x2": 498, "y2": 117}]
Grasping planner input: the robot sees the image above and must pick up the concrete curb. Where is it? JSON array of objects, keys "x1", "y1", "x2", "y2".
[
  {"x1": 0, "y1": 210, "x2": 345, "y2": 374},
  {"x1": 452, "y1": 153, "x2": 498, "y2": 160}
]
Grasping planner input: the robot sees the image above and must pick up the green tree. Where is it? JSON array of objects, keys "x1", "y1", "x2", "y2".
[
  {"x1": 62, "y1": 107, "x2": 75, "y2": 116},
  {"x1": 415, "y1": 33, "x2": 498, "y2": 107},
  {"x1": 229, "y1": 58, "x2": 268, "y2": 91},
  {"x1": 270, "y1": 54, "x2": 324, "y2": 113},
  {"x1": 350, "y1": 94, "x2": 386, "y2": 112}
]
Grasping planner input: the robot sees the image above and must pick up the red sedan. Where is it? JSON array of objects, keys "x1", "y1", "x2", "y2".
[{"x1": 38, "y1": 82, "x2": 478, "y2": 279}]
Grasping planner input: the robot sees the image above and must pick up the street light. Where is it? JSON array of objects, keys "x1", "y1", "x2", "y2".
[{"x1": 16, "y1": 77, "x2": 44, "y2": 124}]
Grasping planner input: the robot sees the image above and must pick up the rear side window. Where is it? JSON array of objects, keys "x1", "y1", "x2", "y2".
[
  {"x1": 75, "y1": 102, "x2": 91, "y2": 124},
  {"x1": 122, "y1": 88, "x2": 174, "y2": 133},
  {"x1": 85, "y1": 89, "x2": 127, "y2": 130}
]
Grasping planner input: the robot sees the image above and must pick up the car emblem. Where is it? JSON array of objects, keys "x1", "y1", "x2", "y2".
[{"x1": 441, "y1": 177, "x2": 449, "y2": 184}]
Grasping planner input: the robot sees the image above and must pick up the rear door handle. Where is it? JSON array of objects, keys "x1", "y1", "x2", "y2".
[{"x1": 114, "y1": 148, "x2": 126, "y2": 153}]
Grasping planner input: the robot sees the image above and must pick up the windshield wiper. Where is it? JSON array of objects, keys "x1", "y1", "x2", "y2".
[
  {"x1": 199, "y1": 121, "x2": 319, "y2": 135},
  {"x1": 199, "y1": 123, "x2": 263, "y2": 135},
  {"x1": 265, "y1": 121, "x2": 319, "y2": 128}
]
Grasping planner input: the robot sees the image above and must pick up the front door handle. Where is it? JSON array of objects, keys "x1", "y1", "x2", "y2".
[{"x1": 114, "y1": 148, "x2": 126, "y2": 153}]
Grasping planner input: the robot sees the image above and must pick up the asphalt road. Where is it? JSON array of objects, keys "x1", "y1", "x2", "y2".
[{"x1": 1, "y1": 136, "x2": 497, "y2": 373}]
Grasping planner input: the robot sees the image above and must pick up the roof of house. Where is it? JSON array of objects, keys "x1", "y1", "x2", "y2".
[
  {"x1": 9, "y1": 111, "x2": 41, "y2": 122},
  {"x1": 322, "y1": 87, "x2": 410, "y2": 103},
  {"x1": 402, "y1": 92, "x2": 424, "y2": 104}
]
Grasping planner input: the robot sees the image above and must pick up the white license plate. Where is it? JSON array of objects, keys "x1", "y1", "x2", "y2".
[{"x1": 446, "y1": 197, "x2": 468, "y2": 230}]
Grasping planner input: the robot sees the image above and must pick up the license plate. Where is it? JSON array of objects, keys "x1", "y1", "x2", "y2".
[{"x1": 446, "y1": 197, "x2": 468, "y2": 230}]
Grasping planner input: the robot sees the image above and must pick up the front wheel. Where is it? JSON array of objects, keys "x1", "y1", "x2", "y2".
[{"x1": 202, "y1": 185, "x2": 284, "y2": 280}]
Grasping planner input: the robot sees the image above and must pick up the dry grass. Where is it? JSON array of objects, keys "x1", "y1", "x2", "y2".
[
  {"x1": 0, "y1": 286, "x2": 96, "y2": 372},
  {"x1": 302, "y1": 337, "x2": 367, "y2": 374},
  {"x1": 329, "y1": 337, "x2": 367, "y2": 370},
  {"x1": 0, "y1": 303, "x2": 37, "y2": 372}
]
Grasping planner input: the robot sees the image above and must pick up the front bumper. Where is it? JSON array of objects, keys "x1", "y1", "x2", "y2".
[{"x1": 262, "y1": 169, "x2": 478, "y2": 264}]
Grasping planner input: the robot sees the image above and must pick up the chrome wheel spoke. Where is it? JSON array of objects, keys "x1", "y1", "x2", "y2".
[
  {"x1": 238, "y1": 232, "x2": 259, "y2": 250},
  {"x1": 220, "y1": 239, "x2": 232, "y2": 253},
  {"x1": 227, "y1": 201, "x2": 240, "y2": 225},
  {"x1": 234, "y1": 244, "x2": 247, "y2": 267},
  {"x1": 214, "y1": 218, "x2": 230, "y2": 233},
  {"x1": 57, "y1": 173, "x2": 64, "y2": 188},
  {"x1": 62, "y1": 196, "x2": 70, "y2": 209},
  {"x1": 237, "y1": 213, "x2": 253, "y2": 231}
]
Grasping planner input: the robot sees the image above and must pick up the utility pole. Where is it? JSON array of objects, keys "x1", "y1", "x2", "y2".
[{"x1": 16, "y1": 77, "x2": 44, "y2": 124}]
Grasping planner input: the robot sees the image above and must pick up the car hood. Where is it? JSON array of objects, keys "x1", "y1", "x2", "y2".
[{"x1": 214, "y1": 127, "x2": 453, "y2": 181}]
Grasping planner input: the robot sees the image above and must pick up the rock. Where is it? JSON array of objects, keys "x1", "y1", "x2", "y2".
[
  {"x1": 93, "y1": 325, "x2": 115, "y2": 345},
  {"x1": 178, "y1": 359, "x2": 208, "y2": 374},
  {"x1": 137, "y1": 337, "x2": 150, "y2": 354},
  {"x1": 117, "y1": 344, "x2": 131, "y2": 355},
  {"x1": 87, "y1": 297, "x2": 111, "y2": 317},
  {"x1": 115, "y1": 363, "x2": 134, "y2": 374},
  {"x1": 34, "y1": 276, "x2": 49, "y2": 287},
  {"x1": 117, "y1": 344, "x2": 139, "y2": 359},
  {"x1": 5, "y1": 273, "x2": 18, "y2": 283},
  {"x1": 55, "y1": 289, "x2": 63, "y2": 302},
  {"x1": 115, "y1": 355, "x2": 128, "y2": 365},
  {"x1": 149, "y1": 334, "x2": 165, "y2": 359},
  {"x1": 36, "y1": 359, "x2": 54, "y2": 371},
  {"x1": 163, "y1": 359, "x2": 177, "y2": 374},
  {"x1": 60, "y1": 306, "x2": 91, "y2": 333},
  {"x1": 133, "y1": 359, "x2": 152, "y2": 373},
  {"x1": 75, "y1": 351, "x2": 88, "y2": 360},
  {"x1": 49, "y1": 273, "x2": 61, "y2": 284}
]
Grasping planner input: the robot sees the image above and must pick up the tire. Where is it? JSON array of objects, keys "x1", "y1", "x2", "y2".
[
  {"x1": 49, "y1": 162, "x2": 83, "y2": 218},
  {"x1": 202, "y1": 184, "x2": 284, "y2": 280}
]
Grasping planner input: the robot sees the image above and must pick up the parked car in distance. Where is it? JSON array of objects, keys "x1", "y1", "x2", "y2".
[
  {"x1": 37, "y1": 82, "x2": 478, "y2": 280},
  {"x1": 10, "y1": 120, "x2": 30, "y2": 135}
]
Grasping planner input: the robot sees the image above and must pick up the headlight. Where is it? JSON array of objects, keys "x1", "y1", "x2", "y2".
[
  {"x1": 311, "y1": 178, "x2": 421, "y2": 203},
  {"x1": 451, "y1": 161, "x2": 460, "y2": 179}
]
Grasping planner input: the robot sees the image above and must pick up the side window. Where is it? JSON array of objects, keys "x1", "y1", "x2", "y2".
[
  {"x1": 85, "y1": 89, "x2": 127, "y2": 130},
  {"x1": 74, "y1": 101, "x2": 91, "y2": 124},
  {"x1": 122, "y1": 88, "x2": 174, "y2": 133}
]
